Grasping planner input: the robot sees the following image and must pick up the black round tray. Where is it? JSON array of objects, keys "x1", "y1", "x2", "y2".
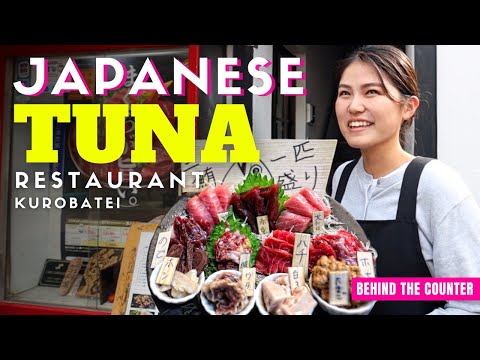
[{"x1": 145, "y1": 194, "x2": 371, "y2": 315}]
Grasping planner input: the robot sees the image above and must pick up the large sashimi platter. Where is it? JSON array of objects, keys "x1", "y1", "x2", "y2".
[{"x1": 146, "y1": 173, "x2": 376, "y2": 315}]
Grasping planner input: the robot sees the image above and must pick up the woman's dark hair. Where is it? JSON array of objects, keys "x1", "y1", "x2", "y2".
[{"x1": 337, "y1": 45, "x2": 419, "y2": 146}]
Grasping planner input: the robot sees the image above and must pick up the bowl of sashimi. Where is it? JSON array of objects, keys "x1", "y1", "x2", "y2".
[
  {"x1": 200, "y1": 270, "x2": 256, "y2": 315},
  {"x1": 149, "y1": 215, "x2": 210, "y2": 304},
  {"x1": 255, "y1": 273, "x2": 317, "y2": 315}
]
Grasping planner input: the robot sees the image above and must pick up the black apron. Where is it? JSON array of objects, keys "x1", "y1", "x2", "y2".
[{"x1": 335, "y1": 157, "x2": 445, "y2": 315}]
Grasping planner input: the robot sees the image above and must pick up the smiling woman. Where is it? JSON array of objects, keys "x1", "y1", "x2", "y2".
[
  {"x1": 335, "y1": 61, "x2": 419, "y2": 162},
  {"x1": 331, "y1": 45, "x2": 480, "y2": 315}
]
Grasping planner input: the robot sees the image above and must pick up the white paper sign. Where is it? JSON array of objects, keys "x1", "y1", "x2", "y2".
[{"x1": 182, "y1": 139, "x2": 337, "y2": 194}]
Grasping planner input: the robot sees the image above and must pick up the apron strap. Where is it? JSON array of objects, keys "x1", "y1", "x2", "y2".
[
  {"x1": 334, "y1": 158, "x2": 359, "y2": 203},
  {"x1": 396, "y1": 156, "x2": 433, "y2": 220}
]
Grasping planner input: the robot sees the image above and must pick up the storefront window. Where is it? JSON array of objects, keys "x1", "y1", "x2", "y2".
[{"x1": 4, "y1": 46, "x2": 196, "y2": 311}]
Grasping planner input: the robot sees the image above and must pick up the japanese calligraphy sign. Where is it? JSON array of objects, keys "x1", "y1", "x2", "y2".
[
  {"x1": 241, "y1": 267, "x2": 256, "y2": 297},
  {"x1": 155, "y1": 257, "x2": 179, "y2": 286},
  {"x1": 288, "y1": 266, "x2": 305, "y2": 291},
  {"x1": 256, "y1": 215, "x2": 270, "y2": 235},
  {"x1": 239, "y1": 253, "x2": 251, "y2": 272},
  {"x1": 357, "y1": 251, "x2": 375, "y2": 278},
  {"x1": 329, "y1": 270, "x2": 350, "y2": 306},
  {"x1": 292, "y1": 233, "x2": 311, "y2": 280},
  {"x1": 150, "y1": 229, "x2": 172, "y2": 269},
  {"x1": 181, "y1": 139, "x2": 337, "y2": 194},
  {"x1": 312, "y1": 210, "x2": 325, "y2": 236}
]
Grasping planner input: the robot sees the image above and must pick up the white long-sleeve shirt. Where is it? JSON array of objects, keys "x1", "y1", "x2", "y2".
[{"x1": 332, "y1": 157, "x2": 480, "y2": 315}]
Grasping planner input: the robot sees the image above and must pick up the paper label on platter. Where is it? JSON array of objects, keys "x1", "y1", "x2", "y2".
[
  {"x1": 241, "y1": 267, "x2": 256, "y2": 297},
  {"x1": 288, "y1": 267, "x2": 305, "y2": 291},
  {"x1": 239, "y1": 253, "x2": 251, "y2": 272},
  {"x1": 357, "y1": 251, "x2": 375, "y2": 278},
  {"x1": 218, "y1": 212, "x2": 229, "y2": 222},
  {"x1": 256, "y1": 215, "x2": 270, "y2": 235},
  {"x1": 293, "y1": 233, "x2": 311, "y2": 280},
  {"x1": 329, "y1": 270, "x2": 350, "y2": 306},
  {"x1": 312, "y1": 210, "x2": 325, "y2": 235},
  {"x1": 155, "y1": 257, "x2": 179, "y2": 286},
  {"x1": 150, "y1": 230, "x2": 172, "y2": 269}
]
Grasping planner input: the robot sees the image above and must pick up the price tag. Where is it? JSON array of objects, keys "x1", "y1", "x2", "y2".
[
  {"x1": 155, "y1": 257, "x2": 179, "y2": 286},
  {"x1": 218, "y1": 212, "x2": 229, "y2": 222},
  {"x1": 241, "y1": 267, "x2": 256, "y2": 297},
  {"x1": 256, "y1": 215, "x2": 270, "y2": 235},
  {"x1": 288, "y1": 267, "x2": 305, "y2": 291},
  {"x1": 329, "y1": 270, "x2": 350, "y2": 306},
  {"x1": 292, "y1": 233, "x2": 311, "y2": 280},
  {"x1": 312, "y1": 210, "x2": 325, "y2": 235},
  {"x1": 239, "y1": 253, "x2": 251, "y2": 272},
  {"x1": 357, "y1": 251, "x2": 375, "y2": 277},
  {"x1": 150, "y1": 230, "x2": 172, "y2": 269}
]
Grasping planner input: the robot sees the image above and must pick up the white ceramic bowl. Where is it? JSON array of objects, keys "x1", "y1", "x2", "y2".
[
  {"x1": 255, "y1": 273, "x2": 317, "y2": 315},
  {"x1": 309, "y1": 274, "x2": 376, "y2": 315},
  {"x1": 149, "y1": 264, "x2": 205, "y2": 304},
  {"x1": 200, "y1": 270, "x2": 255, "y2": 315}
]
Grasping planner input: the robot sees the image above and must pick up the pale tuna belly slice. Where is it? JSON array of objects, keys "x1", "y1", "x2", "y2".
[
  {"x1": 186, "y1": 196, "x2": 215, "y2": 234},
  {"x1": 198, "y1": 186, "x2": 223, "y2": 224},
  {"x1": 275, "y1": 210, "x2": 311, "y2": 233},
  {"x1": 298, "y1": 187, "x2": 331, "y2": 217},
  {"x1": 284, "y1": 194, "x2": 317, "y2": 218},
  {"x1": 214, "y1": 184, "x2": 232, "y2": 213}
]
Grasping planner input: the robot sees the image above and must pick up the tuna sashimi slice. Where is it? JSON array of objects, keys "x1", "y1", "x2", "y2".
[
  {"x1": 214, "y1": 184, "x2": 233, "y2": 213},
  {"x1": 284, "y1": 194, "x2": 317, "y2": 218},
  {"x1": 264, "y1": 236, "x2": 294, "y2": 253},
  {"x1": 299, "y1": 187, "x2": 332, "y2": 217},
  {"x1": 231, "y1": 193, "x2": 257, "y2": 233},
  {"x1": 255, "y1": 245, "x2": 293, "y2": 275},
  {"x1": 198, "y1": 186, "x2": 223, "y2": 224},
  {"x1": 275, "y1": 210, "x2": 311, "y2": 233},
  {"x1": 308, "y1": 241, "x2": 336, "y2": 271},
  {"x1": 260, "y1": 183, "x2": 280, "y2": 230},
  {"x1": 272, "y1": 230, "x2": 296, "y2": 245},
  {"x1": 186, "y1": 196, "x2": 215, "y2": 234}
]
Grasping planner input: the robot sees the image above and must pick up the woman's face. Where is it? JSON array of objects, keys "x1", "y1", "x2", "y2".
[{"x1": 335, "y1": 60, "x2": 406, "y2": 151}]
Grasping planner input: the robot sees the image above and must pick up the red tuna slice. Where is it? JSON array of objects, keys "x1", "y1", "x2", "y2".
[
  {"x1": 284, "y1": 193, "x2": 317, "y2": 218},
  {"x1": 231, "y1": 193, "x2": 257, "y2": 233},
  {"x1": 264, "y1": 236, "x2": 294, "y2": 253},
  {"x1": 275, "y1": 210, "x2": 311, "y2": 233},
  {"x1": 272, "y1": 230, "x2": 296, "y2": 245},
  {"x1": 240, "y1": 186, "x2": 266, "y2": 217},
  {"x1": 314, "y1": 230, "x2": 366, "y2": 266},
  {"x1": 260, "y1": 183, "x2": 280, "y2": 230},
  {"x1": 299, "y1": 187, "x2": 332, "y2": 217},
  {"x1": 186, "y1": 196, "x2": 214, "y2": 234},
  {"x1": 255, "y1": 245, "x2": 293, "y2": 275},
  {"x1": 198, "y1": 186, "x2": 223, "y2": 224},
  {"x1": 173, "y1": 216, "x2": 208, "y2": 250},
  {"x1": 337, "y1": 230, "x2": 366, "y2": 251},
  {"x1": 308, "y1": 239, "x2": 337, "y2": 271},
  {"x1": 214, "y1": 184, "x2": 232, "y2": 213}
]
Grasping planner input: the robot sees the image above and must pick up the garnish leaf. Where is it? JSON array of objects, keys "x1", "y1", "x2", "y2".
[{"x1": 235, "y1": 172, "x2": 273, "y2": 194}]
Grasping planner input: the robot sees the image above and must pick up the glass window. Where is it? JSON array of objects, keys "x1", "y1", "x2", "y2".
[{"x1": 4, "y1": 46, "x2": 195, "y2": 311}]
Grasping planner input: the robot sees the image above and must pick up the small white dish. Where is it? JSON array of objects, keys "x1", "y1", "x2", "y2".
[
  {"x1": 200, "y1": 270, "x2": 255, "y2": 315},
  {"x1": 255, "y1": 273, "x2": 317, "y2": 315},
  {"x1": 149, "y1": 264, "x2": 204, "y2": 304},
  {"x1": 309, "y1": 274, "x2": 376, "y2": 315}
]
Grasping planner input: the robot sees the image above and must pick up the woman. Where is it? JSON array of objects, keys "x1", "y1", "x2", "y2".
[{"x1": 331, "y1": 45, "x2": 480, "y2": 315}]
